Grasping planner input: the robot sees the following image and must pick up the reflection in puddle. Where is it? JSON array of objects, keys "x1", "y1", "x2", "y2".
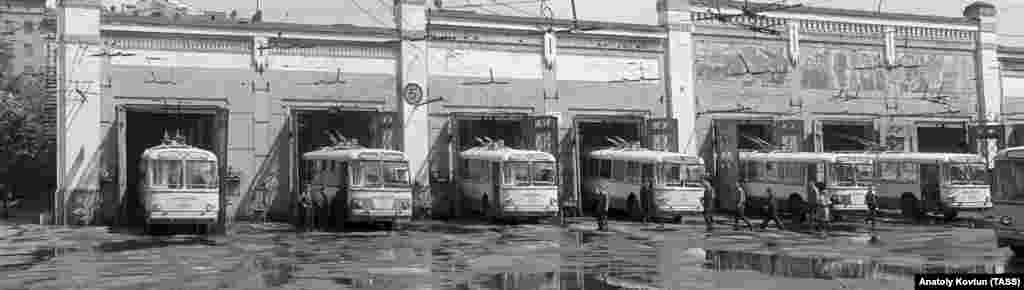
[{"x1": 704, "y1": 249, "x2": 1003, "y2": 280}]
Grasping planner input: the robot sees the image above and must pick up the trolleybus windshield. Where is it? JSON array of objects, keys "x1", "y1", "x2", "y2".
[
  {"x1": 532, "y1": 162, "x2": 556, "y2": 185},
  {"x1": 353, "y1": 161, "x2": 411, "y2": 187},
  {"x1": 947, "y1": 162, "x2": 989, "y2": 185},
  {"x1": 831, "y1": 163, "x2": 873, "y2": 187},
  {"x1": 185, "y1": 160, "x2": 218, "y2": 189},
  {"x1": 382, "y1": 161, "x2": 410, "y2": 186},
  {"x1": 995, "y1": 160, "x2": 1024, "y2": 201},
  {"x1": 151, "y1": 160, "x2": 184, "y2": 189},
  {"x1": 504, "y1": 162, "x2": 533, "y2": 186},
  {"x1": 658, "y1": 163, "x2": 704, "y2": 186}
]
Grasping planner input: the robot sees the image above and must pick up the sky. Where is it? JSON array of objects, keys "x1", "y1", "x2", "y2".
[{"x1": 104, "y1": 0, "x2": 1024, "y2": 44}]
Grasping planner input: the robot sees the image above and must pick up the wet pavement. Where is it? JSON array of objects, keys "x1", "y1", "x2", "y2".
[{"x1": 0, "y1": 215, "x2": 1017, "y2": 290}]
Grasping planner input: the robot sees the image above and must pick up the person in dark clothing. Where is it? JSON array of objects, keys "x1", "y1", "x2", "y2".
[
  {"x1": 594, "y1": 187, "x2": 610, "y2": 231},
  {"x1": 640, "y1": 180, "x2": 654, "y2": 224},
  {"x1": 700, "y1": 177, "x2": 716, "y2": 231},
  {"x1": 760, "y1": 188, "x2": 785, "y2": 230},
  {"x1": 864, "y1": 188, "x2": 879, "y2": 228},
  {"x1": 813, "y1": 182, "x2": 832, "y2": 233},
  {"x1": 733, "y1": 182, "x2": 754, "y2": 230}
]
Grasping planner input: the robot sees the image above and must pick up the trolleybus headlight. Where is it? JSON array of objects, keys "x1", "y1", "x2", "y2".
[
  {"x1": 550, "y1": 198, "x2": 558, "y2": 206},
  {"x1": 205, "y1": 203, "x2": 216, "y2": 212},
  {"x1": 151, "y1": 203, "x2": 161, "y2": 210},
  {"x1": 504, "y1": 198, "x2": 514, "y2": 206},
  {"x1": 351, "y1": 199, "x2": 371, "y2": 210}
]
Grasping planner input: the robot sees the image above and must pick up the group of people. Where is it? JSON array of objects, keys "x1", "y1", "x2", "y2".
[{"x1": 591, "y1": 176, "x2": 881, "y2": 233}]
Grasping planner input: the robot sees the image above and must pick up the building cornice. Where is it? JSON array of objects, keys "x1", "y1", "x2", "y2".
[
  {"x1": 427, "y1": 9, "x2": 667, "y2": 39},
  {"x1": 101, "y1": 15, "x2": 399, "y2": 43},
  {"x1": 690, "y1": 0, "x2": 973, "y2": 28}
]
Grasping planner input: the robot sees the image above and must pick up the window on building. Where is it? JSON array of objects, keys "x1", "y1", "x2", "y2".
[
  {"x1": 24, "y1": 44, "x2": 33, "y2": 57},
  {"x1": 23, "y1": 66, "x2": 34, "y2": 74},
  {"x1": 23, "y1": 21, "x2": 34, "y2": 33}
]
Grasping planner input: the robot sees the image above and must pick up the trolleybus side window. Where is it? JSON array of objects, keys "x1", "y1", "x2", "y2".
[
  {"x1": 533, "y1": 161, "x2": 556, "y2": 185},
  {"x1": 641, "y1": 164, "x2": 654, "y2": 185},
  {"x1": 879, "y1": 162, "x2": 900, "y2": 182},
  {"x1": 765, "y1": 162, "x2": 778, "y2": 182},
  {"x1": 303, "y1": 160, "x2": 315, "y2": 183},
  {"x1": 151, "y1": 159, "x2": 184, "y2": 189},
  {"x1": 325, "y1": 161, "x2": 341, "y2": 187},
  {"x1": 504, "y1": 161, "x2": 530, "y2": 185},
  {"x1": 901, "y1": 163, "x2": 919, "y2": 182},
  {"x1": 353, "y1": 161, "x2": 383, "y2": 187},
  {"x1": 682, "y1": 163, "x2": 704, "y2": 186},
  {"x1": 612, "y1": 160, "x2": 626, "y2": 182},
  {"x1": 659, "y1": 163, "x2": 682, "y2": 185},
  {"x1": 185, "y1": 160, "x2": 218, "y2": 189},
  {"x1": 598, "y1": 159, "x2": 612, "y2": 178},
  {"x1": 626, "y1": 161, "x2": 641, "y2": 184},
  {"x1": 946, "y1": 162, "x2": 988, "y2": 185},
  {"x1": 382, "y1": 161, "x2": 410, "y2": 186}
]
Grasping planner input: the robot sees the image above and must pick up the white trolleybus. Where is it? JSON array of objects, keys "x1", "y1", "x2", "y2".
[
  {"x1": 869, "y1": 152, "x2": 991, "y2": 220},
  {"x1": 457, "y1": 140, "x2": 560, "y2": 222},
  {"x1": 300, "y1": 140, "x2": 413, "y2": 229},
  {"x1": 992, "y1": 147, "x2": 1024, "y2": 255},
  {"x1": 138, "y1": 134, "x2": 220, "y2": 234},
  {"x1": 582, "y1": 142, "x2": 707, "y2": 223},
  {"x1": 737, "y1": 151, "x2": 874, "y2": 218}
]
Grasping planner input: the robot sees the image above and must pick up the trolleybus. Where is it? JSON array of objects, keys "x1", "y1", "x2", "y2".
[
  {"x1": 300, "y1": 140, "x2": 413, "y2": 229},
  {"x1": 582, "y1": 142, "x2": 707, "y2": 223},
  {"x1": 737, "y1": 151, "x2": 874, "y2": 217},
  {"x1": 992, "y1": 147, "x2": 1024, "y2": 255},
  {"x1": 869, "y1": 152, "x2": 991, "y2": 220},
  {"x1": 457, "y1": 140, "x2": 560, "y2": 222},
  {"x1": 138, "y1": 134, "x2": 220, "y2": 234}
]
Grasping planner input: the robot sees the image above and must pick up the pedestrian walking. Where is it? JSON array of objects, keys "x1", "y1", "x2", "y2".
[
  {"x1": 733, "y1": 181, "x2": 754, "y2": 230},
  {"x1": 760, "y1": 188, "x2": 785, "y2": 230},
  {"x1": 640, "y1": 180, "x2": 654, "y2": 224},
  {"x1": 813, "y1": 182, "x2": 832, "y2": 233},
  {"x1": 864, "y1": 188, "x2": 879, "y2": 228},
  {"x1": 700, "y1": 176, "x2": 716, "y2": 231},
  {"x1": 594, "y1": 186, "x2": 610, "y2": 231}
]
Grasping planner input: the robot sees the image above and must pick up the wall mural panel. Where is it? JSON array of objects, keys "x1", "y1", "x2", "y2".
[{"x1": 695, "y1": 37, "x2": 976, "y2": 116}]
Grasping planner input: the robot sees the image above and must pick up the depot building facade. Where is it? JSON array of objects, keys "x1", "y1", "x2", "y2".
[{"x1": 52, "y1": 0, "x2": 1010, "y2": 226}]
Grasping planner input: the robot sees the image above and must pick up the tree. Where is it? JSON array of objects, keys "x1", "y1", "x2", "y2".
[{"x1": 0, "y1": 45, "x2": 52, "y2": 208}]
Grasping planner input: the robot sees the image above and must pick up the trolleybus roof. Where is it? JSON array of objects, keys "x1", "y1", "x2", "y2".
[
  {"x1": 141, "y1": 140, "x2": 218, "y2": 161},
  {"x1": 996, "y1": 146, "x2": 1024, "y2": 160},
  {"x1": 302, "y1": 147, "x2": 409, "y2": 162},
  {"x1": 460, "y1": 144, "x2": 556, "y2": 163},
  {"x1": 588, "y1": 147, "x2": 703, "y2": 164},
  {"x1": 738, "y1": 151, "x2": 873, "y2": 164},
  {"x1": 869, "y1": 152, "x2": 985, "y2": 164}
]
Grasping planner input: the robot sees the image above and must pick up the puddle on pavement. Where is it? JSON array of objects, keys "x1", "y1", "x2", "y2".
[
  {"x1": 0, "y1": 247, "x2": 78, "y2": 271},
  {"x1": 704, "y1": 248, "x2": 1009, "y2": 280},
  {"x1": 95, "y1": 236, "x2": 219, "y2": 253}
]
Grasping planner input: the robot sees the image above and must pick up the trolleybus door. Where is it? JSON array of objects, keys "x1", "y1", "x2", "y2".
[{"x1": 449, "y1": 113, "x2": 463, "y2": 218}]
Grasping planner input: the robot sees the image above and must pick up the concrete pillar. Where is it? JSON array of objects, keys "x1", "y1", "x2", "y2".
[
  {"x1": 879, "y1": 26, "x2": 898, "y2": 150},
  {"x1": 395, "y1": 0, "x2": 430, "y2": 185},
  {"x1": 657, "y1": 0, "x2": 696, "y2": 154},
  {"x1": 964, "y1": 1, "x2": 1000, "y2": 165},
  {"x1": 56, "y1": 0, "x2": 103, "y2": 225}
]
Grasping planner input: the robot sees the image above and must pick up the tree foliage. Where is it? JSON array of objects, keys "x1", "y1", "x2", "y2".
[{"x1": 0, "y1": 52, "x2": 52, "y2": 199}]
